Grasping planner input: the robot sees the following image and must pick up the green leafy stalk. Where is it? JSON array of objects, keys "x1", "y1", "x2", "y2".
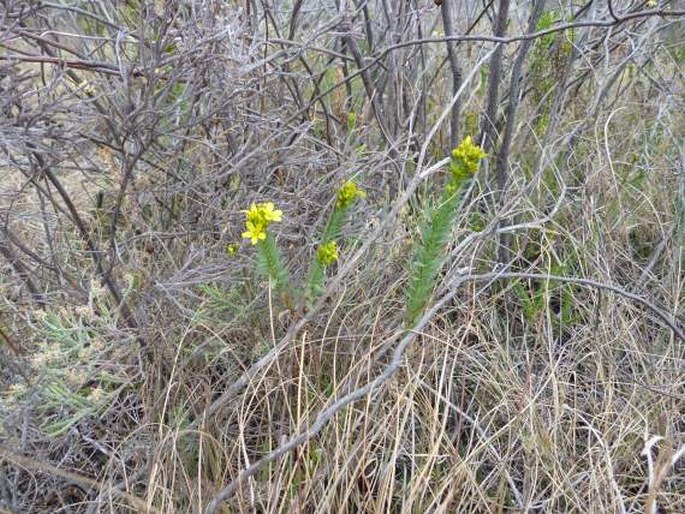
[
  {"x1": 320, "y1": 207, "x2": 347, "y2": 245},
  {"x1": 306, "y1": 258, "x2": 326, "y2": 302},
  {"x1": 256, "y1": 233, "x2": 290, "y2": 294},
  {"x1": 405, "y1": 188, "x2": 461, "y2": 327},
  {"x1": 305, "y1": 181, "x2": 364, "y2": 305},
  {"x1": 241, "y1": 201, "x2": 291, "y2": 301},
  {"x1": 404, "y1": 137, "x2": 485, "y2": 327}
]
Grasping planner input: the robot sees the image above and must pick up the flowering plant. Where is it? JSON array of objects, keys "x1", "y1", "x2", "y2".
[
  {"x1": 405, "y1": 137, "x2": 485, "y2": 326},
  {"x1": 305, "y1": 180, "x2": 365, "y2": 305},
  {"x1": 317, "y1": 241, "x2": 339, "y2": 266},
  {"x1": 239, "y1": 180, "x2": 365, "y2": 310},
  {"x1": 242, "y1": 202, "x2": 283, "y2": 245},
  {"x1": 336, "y1": 180, "x2": 366, "y2": 210},
  {"x1": 240, "y1": 202, "x2": 289, "y2": 297}
]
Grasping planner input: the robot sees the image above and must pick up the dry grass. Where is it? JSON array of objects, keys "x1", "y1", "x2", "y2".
[{"x1": 1, "y1": 1, "x2": 684, "y2": 513}]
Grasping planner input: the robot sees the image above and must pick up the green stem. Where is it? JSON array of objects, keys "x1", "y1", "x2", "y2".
[
  {"x1": 404, "y1": 174, "x2": 473, "y2": 327},
  {"x1": 257, "y1": 233, "x2": 290, "y2": 295}
]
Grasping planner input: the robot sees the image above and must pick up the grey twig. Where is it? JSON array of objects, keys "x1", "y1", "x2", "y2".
[{"x1": 440, "y1": 0, "x2": 463, "y2": 148}]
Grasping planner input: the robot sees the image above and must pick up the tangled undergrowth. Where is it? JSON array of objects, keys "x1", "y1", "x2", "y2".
[{"x1": 1, "y1": 1, "x2": 684, "y2": 513}]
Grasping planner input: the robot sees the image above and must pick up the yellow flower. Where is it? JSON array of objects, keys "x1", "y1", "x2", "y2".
[
  {"x1": 317, "y1": 241, "x2": 339, "y2": 266},
  {"x1": 244, "y1": 202, "x2": 283, "y2": 225},
  {"x1": 451, "y1": 136, "x2": 487, "y2": 175},
  {"x1": 242, "y1": 221, "x2": 267, "y2": 245},
  {"x1": 336, "y1": 180, "x2": 366, "y2": 209},
  {"x1": 242, "y1": 202, "x2": 283, "y2": 245},
  {"x1": 257, "y1": 202, "x2": 283, "y2": 222}
]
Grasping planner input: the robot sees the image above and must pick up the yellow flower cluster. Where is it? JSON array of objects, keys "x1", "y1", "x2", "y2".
[
  {"x1": 336, "y1": 180, "x2": 366, "y2": 210},
  {"x1": 450, "y1": 136, "x2": 487, "y2": 180},
  {"x1": 241, "y1": 202, "x2": 283, "y2": 245},
  {"x1": 317, "y1": 241, "x2": 339, "y2": 266}
]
